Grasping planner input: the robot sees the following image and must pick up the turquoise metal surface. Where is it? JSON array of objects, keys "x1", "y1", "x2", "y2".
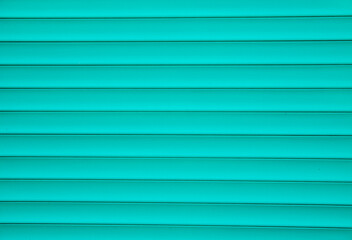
[
  {"x1": 2, "y1": 17, "x2": 352, "y2": 41},
  {"x1": 1, "y1": 135, "x2": 352, "y2": 158},
  {"x1": 1, "y1": 0, "x2": 351, "y2": 17},
  {"x1": 1, "y1": 157, "x2": 352, "y2": 181},
  {"x1": 1, "y1": 112, "x2": 352, "y2": 134},
  {"x1": 1, "y1": 42, "x2": 352, "y2": 64},
  {"x1": 1, "y1": 65, "x2": 352, "y2": 88},
  {"x1": 1, "y1": 0, "x2": 351, "y2": 239},
  {"x1": 2, "y1": 180, "x2": 352, "y2": 204},
  {"x1": 1, "y1": 202, "x2": 352, "y2": 227},
  {"x1": 1, "y1": 89, "x2": 352, "y2": 111},
  {"x1": 1, "y1": 224, "x2": 351, "y2": 240}
]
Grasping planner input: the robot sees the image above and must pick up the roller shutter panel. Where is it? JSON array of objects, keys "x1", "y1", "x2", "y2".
[{"x1": 1, "y1": 1, "x2": 352, "y2": 239}]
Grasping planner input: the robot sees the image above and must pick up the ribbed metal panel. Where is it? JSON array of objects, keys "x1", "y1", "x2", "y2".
[{"x1": 1, "y1": 1, "x2": 351, "y2": 239}]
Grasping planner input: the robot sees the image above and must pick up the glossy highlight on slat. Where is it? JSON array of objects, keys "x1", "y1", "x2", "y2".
[
  {"x1": 1, "y1": 89, "x2": 352, "y2": 111},
  {"x1": 1, "y1": 135, "x2": 351, "y2": 158},
  {"x1": 1, "y1": 224, "x2": 352, "y2": 240},
  {"x1": 1, "y1": 157, "x2": 352, "y2": 181},
  {"x1": 1, "y1": 17, "x2": 352, "y2": 41},
  {"x1": 1, "y1": 202, "x2": 351, "y2": 227},
  {"x1": 1, "y1": 112, "x2": 352, "y2": 135},
  {"x1": 1, "y1": 41, "x2": 352, "y2": 65},
  {"x1": 2, "y1": 180, "x2": 351, "y2": 204},
  {"x1": 1, "y1": 65, "x2": 352, "y2": 89},
  {"x1": 1, "y1": 0, "x2": 352, "y2": 18}
]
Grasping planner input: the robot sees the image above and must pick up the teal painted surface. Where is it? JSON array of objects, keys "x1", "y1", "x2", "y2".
[
  {"x1": 2, "y1": 180, "x2": 352, "y2": 204},
  {"x1": 2, "y1": 89, "x2": 352, "y2": 111},
  {"x1": 1, "y1": 65, "x2": 352, "y2": 88},
  {"x1": 2, "y1": 112, "x2": 352, "y2": 134},
  {"x1": 1, "y1": 0, "x2": 352, "y2": 17},
  {"x1": 3, "y1": 225, "x2": 352, "y2": 240},
  {"x1": 1, "y1": 202, "x2": 352, "y2": 227},
  {"x1": 2, "y1": 17, "x2": 352, "y2": 41},
  {"x1": 1, "y1": 0, "x2": 352, "y2": 239},
  {"x1": 1, "y1": 135, "x2": 352, "y2": 158},
  {"x1": 1, "y1": 157, "x2": 352, "y2": 181},
  {"x1": 1, "y1": 42, "x2": 352, "y2": 64},
  {"x1": 1, "y1": 225, "x2": 352, "y2": 240}
]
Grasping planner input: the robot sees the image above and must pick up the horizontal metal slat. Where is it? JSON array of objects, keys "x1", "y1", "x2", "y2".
[
  {"x1": 1, "y1": 224, "x2": 351, "y2": 240},
  {"x1": 2, "y1": 17, "x2": 352, "y2": 41},
  {"x1": 1, "y1": 202, "x2": 351, "y2": 227},
  {"x1": 2, "y1": 180, "x2": 351, "y2": 204},
  {"x1": 1, "y1": 157, "x2": 352, "y2": 181},
  {"x1": 1, "y1": 89, "x2": 352, "y2": 111},
  {"x1": 0, "y1": 135, "x2": 351, "y2": 158},
  {"x1": 1, "y1": 42, "x2": 352, "y2": 65},
  {"x1": 1, "y1": 112, "x2": 352, "y2": 135},
  {"x1": 1, "y1": 0, "x2": 351, "y2": 17},
  {"x1": 1, "y1": 65, "x2": 352, "y2": 89}
]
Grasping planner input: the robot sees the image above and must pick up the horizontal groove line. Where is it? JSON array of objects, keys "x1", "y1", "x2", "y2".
[
  {"x1": 1, "y1": 156, "x2": 351, "y2": 160},
  {"x1": 2, "y1": 179, "x2": 352, "y2": 184},
  {"x1": 3, "y1": 156, "x2": 348, "y2": 159},
  {"x1": 2, "y1": 40, "x2": 352, "y2": 43},
  {"x1": 1, "y1": 201, "x2": 351, "y2": 207},
  {"x1": 2, "y1": 15, "x2": 352, "y2": 20},
  {"x1": 1, "y1": 223, "x2": 351, "y2": 230},
  {"x1": 2, "y1": 111, "x2": 352, "y2": 113},
  {"x1": 1, "y1": 134, "x2": 352, "y2": 137},
  {"x1": 1, "y1": 112, "x2": 351, "y2": 115},
  {"x1": 1, "y1": 64, "x2": 352, "y2": 67},
  {"x1": 2, "y1": 134, "x2": 352, "y2": 137},
  {"x1": 1, "y1": 88, "x2": 352, "y2": 90}
]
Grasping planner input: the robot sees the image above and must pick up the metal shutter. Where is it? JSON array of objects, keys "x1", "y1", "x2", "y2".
[{"x1": 1, "y1": 0, "x2": 352, "y2": 239}]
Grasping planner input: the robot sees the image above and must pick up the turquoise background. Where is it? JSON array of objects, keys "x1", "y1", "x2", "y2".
[{"x1": 0, "y1": 0, "x2": 352, "y2": 239}]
